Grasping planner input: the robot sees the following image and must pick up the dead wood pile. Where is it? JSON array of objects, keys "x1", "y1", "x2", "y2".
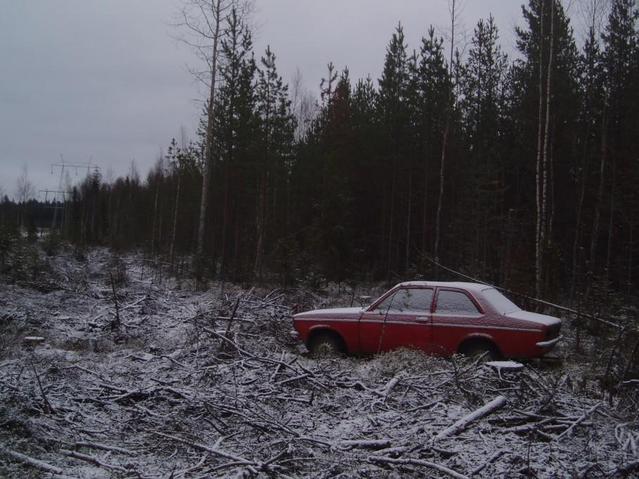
[{"x1": 0, "y1": 249, "x2": 638, "y2": 478}]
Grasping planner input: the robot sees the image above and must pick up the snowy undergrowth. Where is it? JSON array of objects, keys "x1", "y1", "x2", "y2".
[{"x1": 0, "y1": 247, "x2": 638, "y2": 478}]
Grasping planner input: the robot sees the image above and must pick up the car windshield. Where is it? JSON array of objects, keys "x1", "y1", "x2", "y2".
[{"x1": 482, "y1": 288, "x2": 521, "y2": 314}]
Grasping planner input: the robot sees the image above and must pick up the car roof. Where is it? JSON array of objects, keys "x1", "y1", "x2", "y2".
[{"x1": 395, "y1": 281, "x2": 493, "y2": 293}]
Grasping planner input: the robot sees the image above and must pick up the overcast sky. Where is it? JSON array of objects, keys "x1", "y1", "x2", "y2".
[{"x1": 0, "y1": 1, "x2": 534, "y2": 199}]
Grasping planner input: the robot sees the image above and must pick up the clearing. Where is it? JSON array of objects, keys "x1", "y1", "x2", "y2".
[{"x1": 0, "y1": 248, "x2": 638, "y2": 478}]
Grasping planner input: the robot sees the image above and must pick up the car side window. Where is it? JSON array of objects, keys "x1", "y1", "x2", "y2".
[
  {"x1": 374, "y1": 288, "x2": 433, "y2": 313},
  {"x1": 436, "y1": 290, "x2": 480, "y2": 315}
]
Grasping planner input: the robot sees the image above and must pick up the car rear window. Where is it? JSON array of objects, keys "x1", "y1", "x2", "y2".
[
  {"x1": 374, "y1": 288, "x2": 433, "y2": 313},
  {"x1": 482, "y1": 288, "x2": 521, "y2": 314},
  {"x1": 436, "y1": 290, "x2": 480, "y2": 315}
]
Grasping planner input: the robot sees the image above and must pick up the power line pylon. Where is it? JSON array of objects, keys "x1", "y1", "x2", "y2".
[{"x1": 47, "y1": 155, "x2": 101, "y2": 230}]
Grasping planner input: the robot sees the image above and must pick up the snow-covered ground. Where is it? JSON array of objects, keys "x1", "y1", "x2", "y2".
[{"x1": 0, "y1": 248, "x2": 638, "y2": 478}]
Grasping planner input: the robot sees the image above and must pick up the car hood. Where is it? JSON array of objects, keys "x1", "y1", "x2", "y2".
[
  {"x1": 294, "y1": 307, "x2": 363, "y2": 319},
  {"x1": 505, "y1": 310, "x2": 561, "y2": 327}
]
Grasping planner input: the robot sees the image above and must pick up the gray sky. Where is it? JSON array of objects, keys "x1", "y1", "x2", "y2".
[{"x1": 0, "y1": 0, "x2": 529, "y2": 199}]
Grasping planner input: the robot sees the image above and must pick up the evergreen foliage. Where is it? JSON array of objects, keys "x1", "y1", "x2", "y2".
[{"x1": 3, "y1": 1, "x2": 639, "y2": 304}]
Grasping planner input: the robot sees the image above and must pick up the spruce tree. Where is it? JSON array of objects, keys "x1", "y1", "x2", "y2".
[
  {"x1": 458, "y1": 16, "x2": 509, "y2": 280},
  {"x1": 377, "y1": 23, "x2": 409, "y2": 278},
  {"x1": 599, "y1": 0, "x2": 639, "y2": 286}
]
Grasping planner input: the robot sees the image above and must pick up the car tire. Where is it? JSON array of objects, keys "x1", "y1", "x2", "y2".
[
  {"x1": 460, "y1": 340, "x2": 499, "y2": 361},
  {"x1": 308, "y1": 332, "x2": 343, "y2": 358}
]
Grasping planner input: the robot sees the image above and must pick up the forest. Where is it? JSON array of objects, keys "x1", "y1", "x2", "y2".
[{"x1": 2, "y1": 0, "x2": 639, "y2": 310}]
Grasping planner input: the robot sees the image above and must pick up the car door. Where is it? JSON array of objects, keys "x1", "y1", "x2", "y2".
[
  {"x1": 431, "y1": 288, "x2": 484, "y2": 355},
  {"x1": 359, "y1": 287, "x2": 434, "y2": 354}
]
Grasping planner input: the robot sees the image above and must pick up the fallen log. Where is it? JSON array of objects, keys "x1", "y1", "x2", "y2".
[
  {"x1": 0, "y1": 447, "x2": 71, "y2": 477},
  {"x1": 435, "y1": 396, "x2": 507, "y2": 440}
]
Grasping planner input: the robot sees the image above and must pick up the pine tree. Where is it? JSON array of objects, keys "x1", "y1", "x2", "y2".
[
  {"x1": 254, "y1": 46, "x2": 296, "y2": 279},
  {"x1": 214, "y1": 8, "x2": 258, "y2": 279}
]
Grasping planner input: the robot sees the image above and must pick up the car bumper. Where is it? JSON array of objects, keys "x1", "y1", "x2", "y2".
[{"x1": 536, "y1": 335, "x2": 562, "y2": 350}]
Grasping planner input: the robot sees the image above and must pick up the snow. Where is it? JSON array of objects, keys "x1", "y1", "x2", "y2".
[
  {"x1": 0, "y1": 247, "x2": 637, "y2": 478},
  {"x1": 485, "y1": 360, "x2": 524, "y2": 370}
]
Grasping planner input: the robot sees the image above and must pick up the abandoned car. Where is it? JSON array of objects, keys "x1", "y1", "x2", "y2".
[{"x1": 292, "y1": 282, "x2": 562, "y2": 359}]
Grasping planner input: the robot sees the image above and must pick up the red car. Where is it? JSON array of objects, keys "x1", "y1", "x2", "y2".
[{"x1": 292, "y1": 282, "x2": 562, "y2": 359}]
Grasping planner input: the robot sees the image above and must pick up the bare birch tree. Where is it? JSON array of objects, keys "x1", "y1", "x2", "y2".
[
  {"x1": 177, "y1": 0, "x2": 252, "y2": 274},
  {"x1": 290, "y1": 68, "x2": 317, "y2": 141},
  {"x1": 434, "y1": 0, "x2": 465, "y2": 264}
]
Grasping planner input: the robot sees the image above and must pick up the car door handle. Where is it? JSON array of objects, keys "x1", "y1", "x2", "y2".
[{"x1": 416, "y1": 316, "x2": 430, "y2": 323}]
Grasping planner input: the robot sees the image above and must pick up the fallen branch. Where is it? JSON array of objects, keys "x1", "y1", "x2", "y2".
[
  {"x1": 152, "y1": 431, "x2": 252, "y2": 465},
  {"x1": 61, "y1": 449, "x2": 128, "y2": 472},
  {"x1": 73, "y1": 441, "x2": 134, "y2": 455},
  {"x1": 555, "y1": 403, "x2": 601, "y2": 441},
  {"x1": 435, "y1": 396, "x2": 507, "y2": 440},
  {"x1": 0, "y1": 447, "x2": 67, "y2": 476},
  {"x1": 471, "y1": 450, "x2": 506, "y2": 476},
  {"x1": 30, "y1": 361, "x2": 55, "y2": 414},
  {"x1": 340, "y1": 439, "x2": 392, "y2": 450},
  {"x1": 369, "y1": 456, "x2": 469, "y2": 479},
  {"x1": 377, "y1": 374, "x2": 402, "y2": 398}
]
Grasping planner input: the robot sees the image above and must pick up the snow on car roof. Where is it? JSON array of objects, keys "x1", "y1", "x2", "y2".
[{"x1": 395, "y1": 281, "x2": 494, "y2": 292}]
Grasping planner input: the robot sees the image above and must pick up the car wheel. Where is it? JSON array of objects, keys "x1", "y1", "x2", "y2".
[
  {"x1": 460, "y1": 340, "x2": 499, "y2": 361},
  {"x1": 308, "y1": 332, "x2": 343, "y2": 358}
]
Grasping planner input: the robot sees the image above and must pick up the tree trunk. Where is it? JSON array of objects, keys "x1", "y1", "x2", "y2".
[
  {"x1": 422, "y1": 141, "x2": 429, "y2": 258},
  {"x1": 196, "y1": 0, "x2": 223, "y2": 265},
  {"x1": 151, "y1": 180, "x2": 160, "y2": 258},
  {"x1": 434, "y1": 121, "x2": 448, "y2": 264},
  {"x1": 605, "y1": 159, "x2": 616, "y2": 283},
  {"x1": 405, "y1": 170, "x2": 412, "y2": 271},
  {"x1": 386, "y1": 159, "x2": 397, "y2": 281},
  {"x1": 570, "y1": 151, "x2": 587, "y2": 305},
  {"x1": 434, "y1": 0, "x2": 456, "y2": 266},
  {"x1": 535, "y1": 0, "x2": 546, "y2": 298},
  {"x1": 170, "y1": 173, "x2": 181, "y2": 265},
  {"x1": 220, "y1": 161, "x2": 230, "y2": 280},
  {"x1": 254, "y1": 175, "x2": 266, "y2": 279},
  {"x1": 541, "y1": 0, "x2": 555, "y2": 268},
  {"x1": 591, "y1": 105, "x2": 608, "y2": 269}
]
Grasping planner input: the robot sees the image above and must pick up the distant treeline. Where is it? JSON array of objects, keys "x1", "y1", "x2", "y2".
[{"x1": 3, "y1": 0, "x2": 639, "y2": 306}]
